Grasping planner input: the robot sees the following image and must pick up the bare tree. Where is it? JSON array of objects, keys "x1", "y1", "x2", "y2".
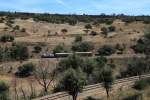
[
  {"x1": 27, "y1": 78, "x2": 36, "y2": 99},
  {"x1": 12, "y1": 77, "x2": 19, "y2": 100},
  {"x1": 20, "y1": 85, "x2": 27, "y2": 100},
  {"x1": 34, "y1": 60, "x2": 56, "y2": 93}
]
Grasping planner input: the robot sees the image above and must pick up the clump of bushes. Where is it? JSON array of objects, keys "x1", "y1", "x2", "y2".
[
  {"x1": 97, "y1": 45, "x2": 116, "y2": 56},
  {"x1": 53, "y1": 44, "x2": 66, "y2": 54},
  {"x1": 72, "y1": 42, "x2": 94, "y2": 52},
  {"x1": 16, "y1": 63, "x2": 35, "y2": 77},
  {"x1": 132, "y1": 31, "x2": 150, "y2": 54},
  {"x1": 0, "y1": 34, "x2": 14, "y2": 42}
]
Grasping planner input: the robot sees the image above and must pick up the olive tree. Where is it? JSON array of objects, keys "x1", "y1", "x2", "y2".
[
  {"x1": 102, "y1": 66, "x2": 114, "y2": 98},
  {"x1": 57, "y1": 68, "x2": 86, "y2": 100}
]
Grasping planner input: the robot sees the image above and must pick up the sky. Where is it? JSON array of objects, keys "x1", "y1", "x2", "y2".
[{"x1": 0, "y1": 0, "x2": 150, "y2": 15}]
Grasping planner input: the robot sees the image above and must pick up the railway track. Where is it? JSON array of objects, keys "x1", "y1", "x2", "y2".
[{"x1": 33, "y1": 73, "x2": 150, "y2": 100}]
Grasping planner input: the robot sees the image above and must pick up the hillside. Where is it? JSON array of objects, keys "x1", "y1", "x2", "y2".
[{"x1": 0, "y1": 12, "x2": 150, "y2": 100}]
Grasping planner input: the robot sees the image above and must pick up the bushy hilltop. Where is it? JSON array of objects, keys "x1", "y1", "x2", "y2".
[{"x1": 1, "y1": 12, "x2": 150, "y2": 25}]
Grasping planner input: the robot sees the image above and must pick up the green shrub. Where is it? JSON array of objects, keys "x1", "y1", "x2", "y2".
[
  {"x1": 132, "y1": 43, "x2": 146, "y2": 53},
  {"x1": 98, "y1": 45, "x2": 116, "y2": 56},
  {"x1": 0, "y1": 34, "x2": 14, "y2": 42},
  {"x1": 134, "y1": 80, "x2": 148, "y2": 90},
  {"x1": 72, "y1": 42, "x2": 94, "y2": 52},
  {"x1": 0, "y1": 81, "x2": 10, "y2": 100},
  {"x1": 16, "y1": 63, "x2": 35, "y2": 77}
]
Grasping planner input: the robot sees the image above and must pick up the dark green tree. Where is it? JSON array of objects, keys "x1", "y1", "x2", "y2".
[
  {"x1": 102, "y1": 66, "x2": 114, "y2": 98},
  {"x1": 58, "y1": 68, "x2": 86, "y2": 100}
]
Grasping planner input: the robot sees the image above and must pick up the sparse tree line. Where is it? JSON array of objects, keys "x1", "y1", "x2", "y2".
[{"x1": 1, "y1": 12, "x2": 150, "y2": 25}]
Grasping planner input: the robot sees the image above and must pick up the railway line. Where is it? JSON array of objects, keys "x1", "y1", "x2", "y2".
[{"x1": 33, "y1": 73, "x2": 150, "y2": 100}]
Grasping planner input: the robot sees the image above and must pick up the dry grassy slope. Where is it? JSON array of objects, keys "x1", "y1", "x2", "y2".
[
  {"x1": 0, "y1": 18, "x2": 147, "y2": 54},
  {"x1": 0, "y1": 18, "x2": 148, "y2": 99}
]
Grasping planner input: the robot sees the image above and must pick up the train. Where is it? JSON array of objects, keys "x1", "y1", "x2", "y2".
[{"x1": 41, "y1": 52, "x2": 93, "y2": 58}]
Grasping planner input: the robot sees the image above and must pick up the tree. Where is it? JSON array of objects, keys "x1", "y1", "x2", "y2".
[
  {"x1": 83, "y1": 59, "x2": 97, "y2": 77},
  {"x1": 95, "y1": 56, "x2": 107, "y2": 67},
  {"x1": 57, "y1": 68, "x2": 86, "y2": 100},
  {"x1": 102, "y1": 66, "x2": 114, "y2": 98},
  {"x1": 34, "y1": 60, "x2": 56, "y2": 93}
]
